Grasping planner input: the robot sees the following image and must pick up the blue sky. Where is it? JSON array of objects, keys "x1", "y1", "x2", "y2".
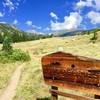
[{"x1": 0, "y1": 0, "x2": 100, "y2": 34}]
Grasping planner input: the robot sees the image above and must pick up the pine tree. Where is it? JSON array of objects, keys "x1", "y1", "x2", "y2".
[
  {"x1": 2, "y1": 36, "x2": 13, "y2": 52},
  {"x1": 90, "y1": 31, "x2": 98, "y2": 43}
]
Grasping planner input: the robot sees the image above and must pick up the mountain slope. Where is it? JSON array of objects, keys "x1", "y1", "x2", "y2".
[
  {"x1": 0, "y1": 23, "x2": 43, "y2": 43},
  {"x1": 81, "y1": 28, "x2": 100, "y2": 35},
  {"x1": 54, "y1": 30, "x2": 82, "y2": 37},
  {"x1": 54, "y1": 28, "x2": 100, "y2": 37},
  {"x1": 0, "y1": 23, "x2": 28, "y2": 42},
  {"x1": 0, "y1": 23, "x2": 25, "y2": 35}
]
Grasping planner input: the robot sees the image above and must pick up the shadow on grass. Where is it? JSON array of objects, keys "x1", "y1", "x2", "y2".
[{"x1": 36, "y1": 97, "x2": 50, "y2": 100}]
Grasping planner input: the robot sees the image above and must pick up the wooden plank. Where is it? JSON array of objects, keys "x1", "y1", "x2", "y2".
[
  {"x1": 45, "y1": 80, "x2": 100, "y2": 95},
  {"x1": 42, "y1": 52, "x2": 100, "y2": 94},
  {"x1": 49, "y1": 89, "x2": 94, "y2": 100}
]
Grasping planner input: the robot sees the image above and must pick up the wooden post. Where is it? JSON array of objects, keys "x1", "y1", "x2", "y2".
[
  {"x1": 94, "y1": 73, "x2": 100, "y2": 99},
  {"x1": 94, "y1": 95, "x2": 100, "y2": 99},
  {"x1": 51, "y1": 86, "x2": 58, "y2": 100}
]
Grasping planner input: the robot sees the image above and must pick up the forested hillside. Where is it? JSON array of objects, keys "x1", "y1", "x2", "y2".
[{"x1": 0, "y1": 23, "x2": 53, "y2": 43}]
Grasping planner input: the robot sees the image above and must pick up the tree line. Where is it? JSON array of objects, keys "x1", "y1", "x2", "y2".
[{"x1": 0, "y1": 31, "x2": 54, "y2": 43}]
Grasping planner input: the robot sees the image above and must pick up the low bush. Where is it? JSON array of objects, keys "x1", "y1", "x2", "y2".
[
  {"x1": 10, "y1": 49, "x2": 31, "y2": 61},
  {"x1": 0, "y1": 49, "x2": 31, "y2": 63}
]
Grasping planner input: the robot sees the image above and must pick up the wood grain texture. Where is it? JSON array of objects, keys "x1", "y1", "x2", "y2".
[{"x1": 42, "y1": 52, "x2": 100, "y2": 95}]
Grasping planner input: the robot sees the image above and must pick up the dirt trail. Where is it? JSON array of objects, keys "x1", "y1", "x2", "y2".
[{"x1": 0, "y1": 63, "x2": 25, "y2": 100}]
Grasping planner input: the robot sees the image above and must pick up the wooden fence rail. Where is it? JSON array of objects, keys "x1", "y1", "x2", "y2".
[{"x1": 49, "y1": 86, "x2": 98, "y2": 100}]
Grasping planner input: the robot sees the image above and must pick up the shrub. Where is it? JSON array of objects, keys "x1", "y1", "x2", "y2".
[
  {"x1": 10, "y1": 49, "x2": 31, "y2": 61},
  {"x1": 2, "y1": 36, "x2": 13, "y2": 52},
  {"x1": 0, "y1": 49, "x2": 31, "y2": 63},
  {"x1": 1, "y1": 36, "x2": 31, "y2": 63},
  {"x1": 90, "y1": 32, "x2": 98, "y2": 43}
]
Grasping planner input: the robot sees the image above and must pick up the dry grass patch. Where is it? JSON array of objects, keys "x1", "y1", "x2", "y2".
[
  {"x1": 14, "y1": 34, "x2": 100, "y2": 100},
  {"x1": 14, "y1": 60, "x2": 50, "y2": 100},
  {"x1": 0, "y1": 62, "x2": 21, "y2": 94}
]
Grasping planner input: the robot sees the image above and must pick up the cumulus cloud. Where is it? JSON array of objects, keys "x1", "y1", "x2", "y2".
[
  {"x1": 50, "y1": 12, "x2": 82, "y2": 31},
  {"x1": 0, "y1": 12, "x2": 4, "y2": 17},
  {"x1": 87, "y1": 11, "x2": 100, "y2": 24},
  {"x1": 13, "y1": 19, "x2": 18, "y2": 25},
  {"x1": 76, "y1": 0, "x2": 100, "y2": 11},
  {"x1": 76, "y1": 0, "x2": 86, "y2": 8},
  {"x1": 94, "y1": 0, "x2": 100, "y2": 11},
  {"x1": 76, "y1": 0, "x2": 93, "y2": 8},
  {"x1": 50, "y1": 12, "x2": 58, "y2": 20}
]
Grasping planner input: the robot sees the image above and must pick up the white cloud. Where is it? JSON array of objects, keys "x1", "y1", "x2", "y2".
[
  {"x1": 13, "y1": 19, "x2": 18, "y2": 25},
  {"x1": 32, "y1": 25, "x2": 42, "y2": 29},
  {"x1": 76, "y1": 0, "x2": 100, "y2": 11},
  {"x1": 50, "y1": 12, "x2": 82, "y2": 31},
  {"x1": 3, "y1": 0, "x2": 15, "y2": 11},
  {"x1": 0, "y1": 21, "x2": 6, "y2": 24},
  {"x1": 76, "y1": 0, "x2": 87, "y2": 8},
  {"x1": 50, "y1": 12, "x2": 58, "y2": 20},
  {"x1": 26, "y1": 20, "x2": 42, "y2": 30},
  {"x1": 87, "y1": 11, "x2": 100, "y2": 24},
  {"x1": 94, "y1": 0, "x2": 100, "y2": 11},
  {"x1": 76, "y1": 0, "x2": 93, "y2": 8},
  {"x1": 26, "y1": 20, "x2": 32, "y2": 26},
  {"x1": 2, "y1": 0, "x2": 22, "y2": 12},
  {"x1": 77, "y1": 0, "x2": 85, "y2": 6},
  {"x1": 26, "y1": 29, "x2": 37, "y2": 33},
  {"x1": 0, "y1": 12, "x2": 4, "y2": 17}
]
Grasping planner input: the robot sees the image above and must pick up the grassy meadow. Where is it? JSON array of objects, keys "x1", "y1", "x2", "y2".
[
  {"x1": 11, "y1": 34, "x2": 100, "y2": 100},
  {"x1": 0, "y1": 34, "x2": 100, "y2": 100}
]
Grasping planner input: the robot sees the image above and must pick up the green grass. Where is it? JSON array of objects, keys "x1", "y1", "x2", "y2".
[
  {"x1": 0, "y1": 49, "x2": 31, "y2": 63},
  {"x1": 0, "y1": 62, "x2": 21, "y2": 94},
  {"x1": 12, "y1": 34, "x2": 100, "y2": 100}
]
